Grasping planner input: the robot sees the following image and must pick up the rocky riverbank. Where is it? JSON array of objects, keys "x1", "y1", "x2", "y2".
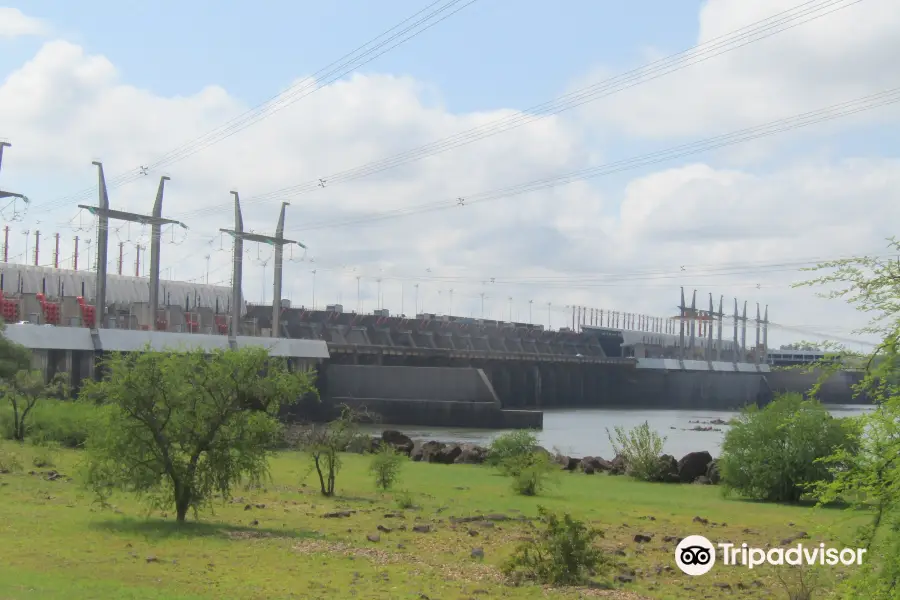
[{"x1": 362, "y1": 429, "x2": 721, "y2": 486}]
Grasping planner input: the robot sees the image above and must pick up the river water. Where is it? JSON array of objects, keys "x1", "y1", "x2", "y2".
[{"x1": 364, "y1": 405, "x2": 873, "y2": 459}]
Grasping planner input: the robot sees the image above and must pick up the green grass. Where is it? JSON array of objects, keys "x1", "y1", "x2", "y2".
[{"x1": 0, "y1": 442, "x2": 868, "y2": 600}]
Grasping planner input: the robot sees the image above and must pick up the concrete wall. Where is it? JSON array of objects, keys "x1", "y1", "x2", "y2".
[
  {"x1": 325, "y1": 365, "x2": 499, "y2": 404},
  {"x1": 314, "y1": 364, "x2": 541, "y2": 429},
  {"x1": 608, "y1": 369, "x2": 771, "y2": 410},
  {"x1": 767, "y1": 369, "x2": 868, "y2": 404}
]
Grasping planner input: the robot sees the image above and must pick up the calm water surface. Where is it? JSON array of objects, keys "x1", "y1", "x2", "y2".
[{"x1": 365, "y1": 405, "x2": 873, "y2": 459}]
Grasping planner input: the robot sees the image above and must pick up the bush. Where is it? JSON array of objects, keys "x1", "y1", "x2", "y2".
[
  {"x1": 0, "y1": 446, "x2": 22, "y2": 473},
  {"x1": 503, "y1": 506, "x2": 609, "y2": 586},
  {"x1": 720, "y1": 393, "x2": 860, "y2": 503},
  {"x1": 606, "y1": 421, "x2": 667, "y2": 482},
  {"x1": 394, "y1": 490, "x2": 416, "y2": 509},
  {"x1": 504, "y1": 451, "x2": 559, "y2": 496},
  {"x1": 0, "y1": 399, "x2": 105, "y2": 448},
  {"x1": 370, "y1": 444, "x2": 405, "y2": 491},
  {"x1": 487, "y1": 430, "x2": 540, "y2": 468}
]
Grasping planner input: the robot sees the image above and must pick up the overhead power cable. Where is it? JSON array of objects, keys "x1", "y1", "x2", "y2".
[
  {"x1": 30, "y1": 0, "x2": 479, "y2": 213},
  {"x1": 274, "y1": 86, "x2": 900, "y2": 233},
  {"x1": 169, "y1": 0, "x2": 865, "y2": 220}
]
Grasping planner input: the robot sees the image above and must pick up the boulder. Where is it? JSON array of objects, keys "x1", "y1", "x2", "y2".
[
  {"x1": 454, "y1": 444, "x2": 488, "y2": 465},
  {"x1": 582, "y1": 456, "x2": 613, "y2": 473},
  {"x1": 420, "y1": 441, "x2": 446, "y2": 463},
  {"x1": 677, "y1": 451, "x2": 714, "y2": 483},
  {"x1": 609, "y1": 454, "x2": 627, "y2": 475},
  {"x1": 381, "y1": 430, "x2": 414, "y2": 456},
  {"x1": 437, "y1": 444, "x2": 463, "y2": 464},
  {"x1": 409, "y1": 440, "x2": 425, "y2": 462},
  {"x1": 653, "y1": 454, "x2": 679, "y2": 482},
  {"x1": 706, "y1": 459, "x2": 721, "y2": 484},
  {"x1": 555, "y1": 455, "x2": 581, "y2": 471}
]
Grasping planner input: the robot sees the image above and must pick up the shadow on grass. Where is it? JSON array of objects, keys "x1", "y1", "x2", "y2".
[
  {"x1": 728, "y1": 496, "x2": 864, "y2": 512},
  {"x1": 91, "y1": 516, "x2": 323, "y2": 541}
]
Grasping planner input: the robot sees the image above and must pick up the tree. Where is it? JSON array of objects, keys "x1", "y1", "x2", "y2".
[
  {"x1": 794, "y1": 239, "x2": 900, "y2": 597},
  {"x1": 0, "y1": 320, "x2": 31, "y2": 382},
  {"x1": 81, "y1": 346, "x2": 316, "y2": 522},
  {"x1": 369, "y1": 444, "x2": 405, "y2": 492},
  {"x1": 1, "y1": 370, "x2": 70, "y2": 442},
  {"x1": 296, "y1": 407, "x2": 365, "y2": 497},
  {"x1": 719, "y1": 393, "x2": 860, "y2": 503}
]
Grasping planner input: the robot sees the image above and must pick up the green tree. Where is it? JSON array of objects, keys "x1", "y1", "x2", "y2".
[
  {"x1": 81, "y1": 347, "x2": 316, "y2": 522},
  {"x1": 0, "y1": 371, "x2": 70, "y2": 442},
  {"x1": 719, "y1": 393, "x2": 860, "y2": 503},
  {"x1": 0, "y1": 321, "x2": 31, "y2": 382},
  {"x1": 795, "y1": 239, "x2": 900, "y2": 597},
  {"x1": 296, "y1": 407, "x2": 365, "y2": 497}
]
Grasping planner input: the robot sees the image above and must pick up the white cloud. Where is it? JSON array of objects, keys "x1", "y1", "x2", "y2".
[
  {"x1": 0, "y1": 5, "x2": 895, "y2": 351},
  {"x1": 575, "y1": 0, "x2": 900, "y2": 139},
  {"x1": 0, "y1": 7, "x2": 48, "y2": 38}
]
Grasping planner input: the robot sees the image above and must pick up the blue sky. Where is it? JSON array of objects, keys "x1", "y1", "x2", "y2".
[
  {"x1": 1, "y1": 0, "x2": 897, "y2": 344},
  {"x1": 7, "y1": 0, "x2": 702, "y2": 112}
]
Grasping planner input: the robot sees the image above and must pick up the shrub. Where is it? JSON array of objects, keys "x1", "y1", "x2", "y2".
[
  {"x1": 0, "y1": 399, "x2": 105, "y2": 448},
  {"x1": 606, "y1": 421, "x2": 667, "y2": 482},
  {"x1": 394, "y1": 490, "x2": 416, "y2": 509},
  {"x1": 370, "y1": 444, "x2": 405, "y2": 491},
  {"x1": 0, "y1": 446, "x2": 22, "y2": 473},
  {"x1": 720, "y1": 393, "x2": 860, "y2": 503},
  {"x1": 487, "y1": 429, "x2": 540, "y2": 468},
  {"x1": 31, "y1": 440, "x2": 60, "y2": 468},
  {"x1": 504, "y1": 451, "x2": 559, "y2": 496},
  {"x1": 503, "y1": 506, "x2": 609, "y2": 586}
]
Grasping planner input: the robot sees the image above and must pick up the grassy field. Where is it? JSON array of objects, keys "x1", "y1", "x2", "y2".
[{"x1": 0, "y1": 442, "x2": 865, "y2": 600}]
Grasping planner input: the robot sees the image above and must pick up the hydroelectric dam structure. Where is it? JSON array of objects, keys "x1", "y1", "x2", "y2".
[{"x1": 0, "y1": 154, "x2": 858, "y2": 428}]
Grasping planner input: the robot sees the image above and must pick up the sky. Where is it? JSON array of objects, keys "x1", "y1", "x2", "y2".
[{"x1": 0, "y1": 0, "x2": 898, "y2": 350}]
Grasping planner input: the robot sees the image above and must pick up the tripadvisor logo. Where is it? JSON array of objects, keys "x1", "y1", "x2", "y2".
[{"x1": 675, "y1": 535, "x2": 866, "y2": 576}]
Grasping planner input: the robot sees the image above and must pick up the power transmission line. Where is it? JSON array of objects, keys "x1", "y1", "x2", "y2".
[
  {"x1": 270, "y1": 86, "x2": 900, "y2": 234},
  {"x1": 165, "y1": 0, "x2": 865, "y2": 221},
  {"x1": 29, "y1": 0, "x2": 479, "y2": 213}
]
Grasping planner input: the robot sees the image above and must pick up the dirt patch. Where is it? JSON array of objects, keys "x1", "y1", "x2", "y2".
[{"x1": 292, "y1": 539, "x2": 503, "y2": 583}]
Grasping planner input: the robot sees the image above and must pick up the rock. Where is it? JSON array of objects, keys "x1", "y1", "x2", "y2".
[
  {"x1": 582, "y1": 456, "x2": 613, "y2": 473},
  {"x1": 650, "y1": 454, "x2": 678, "y2": 482},
  {"x1": 662, "y1": 536, "x2": 681, "y2": 544},
  {"x1": 583, "y1": 464, "x2": 595, "y2": 475},
  {"x1": 706, "y1": 459, "x2": 721, "y2": 484},
  {"x1": 412, "y1": 524, "x2": 432, "y2": 533},
  {"x1": 437, "y1": 444, "x2": 463, "y2": 464},
  {"x1": 633, "y1": 534, "x2": 652, "y2": 543},
  {"x1": 377, "y1": 524, "x2": 392, "y2": 533},
  {"x1": 419, "y1": 441, "x2": 446, "y2": 463},
  {"x1": 146, "y1": 556, "x2": 158, "y2": 563},
  {"x1": 323, "y1": 510, "x2": 353, "y2": 518},
  {"x1": 610, "y1": 454, "x2": 627, "y2": 475},
  {"x1": 615, "y1": 574, "x2": 635, "y2": 584},
  {"x1": 250, "y1": 519, "x2": 259, "y2": 526},
  {"x1": 454, "y1": 444, "x2": 488, "y2": 464},
  {"x1": 692, "y1": 516, "x2": 709, "y2": 525},
  {"x1": 382, "y1": 430, "x2": 414, "y2": 456},
  {"x1": 471, "y1": 547, "x2": 484, "y2": 560},
  {"x1": 467, "y1": 529, "x2": 479, "y2": 537},
  {"x1": 693, "y1": 476, "x2": 711, "y2": 485},
  {"x1": 409, "y1": 441, "x2": 425, "y2": 461},
  {"x1": 367, "y1": 533, "x2": 381, "y2": 543},
  {"x1": 677, "y1": 451, "x2": 713, "y2": 483}
]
